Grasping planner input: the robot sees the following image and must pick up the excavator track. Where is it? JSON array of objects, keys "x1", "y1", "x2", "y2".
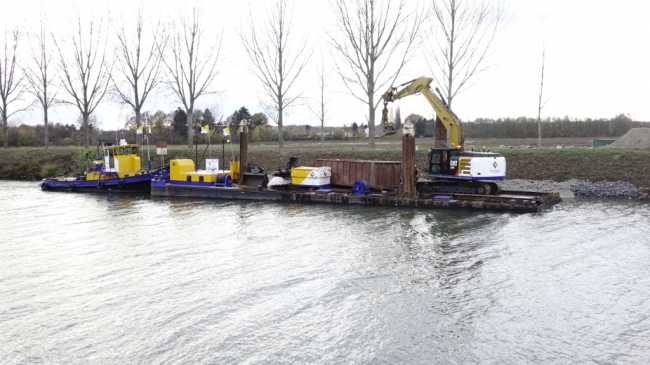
[{"x1": 416, "y1": 180, "x2": 500, "y2": 196}]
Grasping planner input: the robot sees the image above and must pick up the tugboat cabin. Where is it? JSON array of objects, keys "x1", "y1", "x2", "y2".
[
  {"x1": 84, "y1": 143, "x2": 151, "y2": 181},
  {"x1": 103, "y1": 144, "x2": 141, "y2": 173}
]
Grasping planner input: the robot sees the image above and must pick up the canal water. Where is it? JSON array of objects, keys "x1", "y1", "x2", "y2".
[{"x1": 1, "y1": 180, "x2": 649, "y2": 364}]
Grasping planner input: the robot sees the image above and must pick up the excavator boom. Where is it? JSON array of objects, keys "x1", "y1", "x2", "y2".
[{"x1": 381, "y1": 77, "x2": 465, "y2": 150}]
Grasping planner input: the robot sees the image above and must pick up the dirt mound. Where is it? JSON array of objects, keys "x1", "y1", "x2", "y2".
[{"x1": 607, "y1": 128, "x2": 650, "y2": 148}]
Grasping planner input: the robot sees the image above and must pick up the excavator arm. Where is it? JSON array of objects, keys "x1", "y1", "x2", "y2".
[{"x1": 381, "y1": 77, "x2": 464, "y2": 150}]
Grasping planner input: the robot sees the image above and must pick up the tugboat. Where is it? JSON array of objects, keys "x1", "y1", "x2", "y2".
[{"x1": 40, "y1": 140, "x2": 167, "y2": 193}]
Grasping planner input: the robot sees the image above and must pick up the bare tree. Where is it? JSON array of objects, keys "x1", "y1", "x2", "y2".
[
  {"x1": 240, "y1": 0, "x2": 310, "y2": 149},
  {"x1": 427, "y1": 0, "x2": 506, "y2": 108},
  {"x1": 329, "y1": 0, "x2": 424, "y2": 148},
  {"x1": 112, "y1": 10, "x2": 163, "y2": 132},
  {"x1": 24, "y1": 15, "x2": 57, "y2": 149},
  {"x1": 1, "y1": 27, "x2": 27, "y2": 148},
  {"x1": 54, "y1": 16, "x2": 113, "y2": 148},
  {"x1": 307, "y1": 54, "x2": 329, "y2": 148},
  {"x1": 536, "y1": 47, "x2": 549, "y2": 148},
  {"x1": 160, "y1": 7, "x2": 222, "y2": 148}
]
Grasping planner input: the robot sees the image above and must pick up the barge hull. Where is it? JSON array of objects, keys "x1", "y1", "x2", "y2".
[
  {"x1": 40, "y1": 174, "x2": 157, "y2": 193},
  {"x1": 151, "y1": 183, "x2": 561, "y2": 213}
]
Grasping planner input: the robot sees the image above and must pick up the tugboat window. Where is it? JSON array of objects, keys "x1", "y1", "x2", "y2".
[
  {"x1": 124, "y1": 148, "x2": 130, "y2": 155},
  {"x1": 119, "y1": 147, "x2": 124, "y2": 155},
  {"x1": 132, "y1": 147, "x2": 138, "y2": 154}
]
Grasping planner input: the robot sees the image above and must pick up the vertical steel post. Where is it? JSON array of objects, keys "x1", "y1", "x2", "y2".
[
  {"x1": 401, "y1": 122, "x2": 416, "y2": 199},
  {"x1": 239, "y1": 120, "x2": 249, "y2": 183}
]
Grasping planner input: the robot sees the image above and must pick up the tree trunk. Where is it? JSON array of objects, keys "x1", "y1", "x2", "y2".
[
  {"x1": 537, "y1": 50, "x2": 545, "y2": 148},
  {"x1": 187, "y1": 108, "x2": 194, "y2": 148},
  {"x1": 278, "y1": 102, "x2": 284, "y2": 149},
  {"x1": 368, "y1": 95, "x2": 375, "y2": 149},
  {"x1": 83, "y1": 113, "x2": 89, "y2": 148},
  {"x1": 537, "y1": 115, "x2": 542, "y2": 148},
  {"x1": 447, "y1": 6, "x2": 456, "y2": 109},
  {"x1": 321, "y1": 95, "x2": 325, "y2": 149},
  {"x1": 135, "y1": 109, "x2": 141, "y2": 129},
  {"x1": 44, "y1": 107, "x2": 49, "y2": 149},
  {"x1": 3, "y1": 111, "x2": 7, "y2": 148}
]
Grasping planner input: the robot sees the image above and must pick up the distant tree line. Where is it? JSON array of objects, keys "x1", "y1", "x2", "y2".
[
  {"x1": 463, "y1": 114, "x2": 648, "y2": 138},
  {"x1": 398, "y1": 113, "x2": 648, "y2": 139},
  {"x1": 0, "y1": 104, "x2": 368, "y2": 146},
  {"x1": 6, "y1": 110, "x2": 644, "y2": 147}
]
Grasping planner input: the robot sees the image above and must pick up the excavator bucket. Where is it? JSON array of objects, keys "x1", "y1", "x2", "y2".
[
  {"x1": 239, "y1": 172, "x2": 269, "y2": 188},
  {"x1": 377, "y1": 124, "x2": 398, "y2": 137},
  {"x1": 374, "y1": 105, "x2": 399, "y2": 137},
  {"x1": 238, "y1": 165, "x2": 269, "y2": 188}
]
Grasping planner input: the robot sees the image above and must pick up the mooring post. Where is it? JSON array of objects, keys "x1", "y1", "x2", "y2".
[
  {"x1": 401, "y1": 121, "x2": 416, "y2": 199},
  {"x1": 239, "y1": 120, "x2": 249, "y2": 183}
]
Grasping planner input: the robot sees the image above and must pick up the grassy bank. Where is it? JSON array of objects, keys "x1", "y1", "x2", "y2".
[{"x1": 1, "y1": 145, "x2": 649, "y2": 189}]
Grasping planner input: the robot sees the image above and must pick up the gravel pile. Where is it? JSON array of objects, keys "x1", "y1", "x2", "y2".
[
  {"x1": 570, "y1": 180, "x2": 643, "y2": 199},
  {"x1": 500, "y1": 179, "x2": 649, "y2": 200},
  {"x1": 606, "y1": 128, "x2": 650, "y2": 148},
  {"x1": 499, "y1": 179, "x2": 577, "y2": 198}
]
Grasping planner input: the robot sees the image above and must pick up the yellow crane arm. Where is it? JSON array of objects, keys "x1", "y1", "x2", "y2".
[{"x1": 381, "y1": 77, "x2": 464, "y2": 150}]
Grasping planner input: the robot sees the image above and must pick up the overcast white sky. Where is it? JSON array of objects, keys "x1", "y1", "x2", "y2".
[{"x1": 3, "y1": 0, "x2": 650, "y2": 131}]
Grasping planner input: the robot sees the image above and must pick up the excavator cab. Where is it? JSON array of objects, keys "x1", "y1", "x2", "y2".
[{"x1": 428, "y1": 148, "x2": 461, "y2": 176}]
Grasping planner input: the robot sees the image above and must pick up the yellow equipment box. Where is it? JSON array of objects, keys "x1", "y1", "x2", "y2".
[
  {"x1": 229, "y1": 161, "x2": 240, "y2": 180},
  {"x1": 291, "y1": 166, "x2": 331, "y2": 187},
  {"x1": 170, "y1": 159, "x2": 217, "y2": 183}
]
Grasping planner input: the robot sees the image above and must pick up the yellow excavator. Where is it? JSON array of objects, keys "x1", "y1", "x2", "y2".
[{"x1": 381, "y1": 76, "x2": 506, "y2": 195}]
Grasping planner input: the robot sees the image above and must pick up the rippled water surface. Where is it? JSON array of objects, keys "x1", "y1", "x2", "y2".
[{"x1": 1, "y1": 181, "x2": 649, "y2": 364}]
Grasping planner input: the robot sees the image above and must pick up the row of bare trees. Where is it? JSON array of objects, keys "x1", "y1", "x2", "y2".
[
  {"x1": 241, "y1": 0, "x2": 506, "y2": 148},
  {"x1": 1, "y1": 0, "x2": 506, "y2": 150},
  {"x1": 0, "y1": 7, "x2": 221, "y2": 150}
]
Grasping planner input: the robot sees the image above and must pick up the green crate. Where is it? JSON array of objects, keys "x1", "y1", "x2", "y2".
[{"x1": 593, "y1": 139, "x2": 616, "y2": 147}]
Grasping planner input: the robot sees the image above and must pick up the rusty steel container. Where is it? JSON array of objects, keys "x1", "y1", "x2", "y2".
[{"x1": 316, "y1": 159, "x2": 401, "y2": 190}]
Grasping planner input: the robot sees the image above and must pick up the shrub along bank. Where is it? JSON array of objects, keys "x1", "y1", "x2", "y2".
[{"x1": 1, "y1": 146, "x2": 649, "y2": 189}]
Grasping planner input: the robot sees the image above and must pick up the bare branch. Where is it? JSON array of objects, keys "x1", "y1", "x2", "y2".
[
  {"x1": 328, "y1": 0, "x2": 425, "y2": 147},
  {"x1": 53, "y1": 14, "x2": 113, "y2": 148},
  {"x1": 306, "y1": 53, "x2": 330, "y2": 147},
  {"x1": 427, "y1": 0, "x2": 507, "y2": 108},
  {"x1": 536, "y1": 46, "x2": 553, "y2": 148},
  {"x1": 239, "y1": 0, "x2": 311, "y2": 148},
  {"x1": 111, "y1": 8, "x2": 164, "y2": 131},
  {"x1": 22, "y1": 10, "x2": 58, "y2": 148},
  {"x1": 159, "y1": 6, "x2": 222, "y2": 148},
  {"x1": 0, "y1": 27, "x2": 27, "y2": 148}
]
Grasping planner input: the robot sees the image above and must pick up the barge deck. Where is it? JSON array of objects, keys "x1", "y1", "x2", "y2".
[{"x1": 151, "y1": 181, "x2": 561, "y2": 213}]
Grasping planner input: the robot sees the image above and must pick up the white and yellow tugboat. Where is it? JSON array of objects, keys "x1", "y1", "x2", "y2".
[{"x1": 40, "y1": 140, "x2": 167, "y2": 193}]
